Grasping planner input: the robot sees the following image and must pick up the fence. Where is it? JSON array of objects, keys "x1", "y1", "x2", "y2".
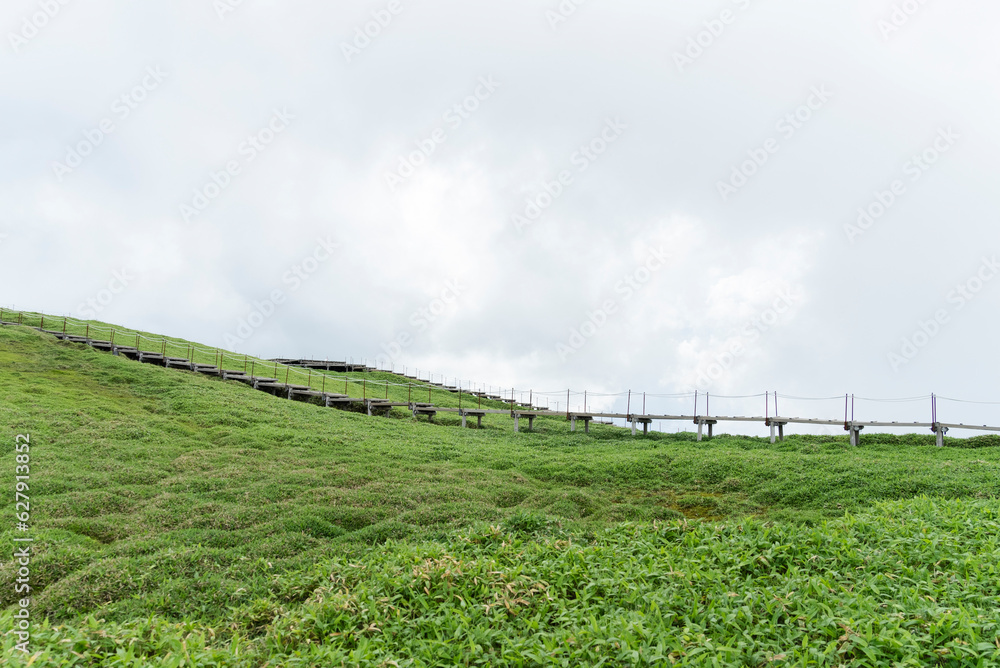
[{"x1": 3, "y1": 308, "x2": 1000, "y2": 444}]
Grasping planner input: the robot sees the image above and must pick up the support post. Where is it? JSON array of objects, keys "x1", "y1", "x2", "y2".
[
  {"x1": 584, "y1": 419, "x2": 590, "y2": 434},
  {"x1": 769, "y1": 422, "x2": 776, "y2": 444},
  {"x1": 778, "y1": 423, "x2": 784, "y2": 442},
  {"x1": 643, "y1": 421, "x2": 649, "y2": 436},
  {"x1": 462, "y1": 413, "x2": 468, "y2": 429},
  {"x1": 477, "y1": 415, "x2": 483, "y2": 429},
  {"x1": 697, "y1": 421, "x2": 703, "y2": 442},
  {"x1": 514, "y1": 415, "x2": 519, "y2": 433},
  {"x1": 631, "y1": 419, "x2": 636, "y2": 436},
  {"x1": 570, "y1": 416, "x2": 576, "y2": 432},
  {"x1": 933, "y1": 423, "x2": 948, "y2": 448},
  {"x1": 527, "y1": 415, "x2": 534, "y2": 432}
]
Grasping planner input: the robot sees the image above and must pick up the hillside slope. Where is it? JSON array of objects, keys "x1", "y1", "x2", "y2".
[{"x1": 3, "y1": 323, "x2": 1000, "y2": 665}]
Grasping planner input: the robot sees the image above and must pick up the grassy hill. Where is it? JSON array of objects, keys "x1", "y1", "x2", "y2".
[{"x1": 2, "y1": 321, "x2": 1000, "y2": 666}]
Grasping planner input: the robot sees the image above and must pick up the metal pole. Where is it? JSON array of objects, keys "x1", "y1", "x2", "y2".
[
  {"x1": 627, "y1": 390, "x2": 631, "y2": 416},
  {"x1": 694, "y1": 391, "x2": 698, "y2": 418},
  {"x1": 774, "y1": 391, "x2": 779, "y2": 417}
]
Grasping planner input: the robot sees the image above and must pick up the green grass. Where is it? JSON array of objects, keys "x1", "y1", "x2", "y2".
[
  {"x1": 0, "y1": 309, "x2": 516, "y2": 409},
  {"x1": 2, "y1": 321, "x2": 1000, "y2": 666}
]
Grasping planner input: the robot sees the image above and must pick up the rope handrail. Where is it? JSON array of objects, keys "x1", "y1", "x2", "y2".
[{"x1": 6, "y1": 308, "x2": 1000, "y2": 411}]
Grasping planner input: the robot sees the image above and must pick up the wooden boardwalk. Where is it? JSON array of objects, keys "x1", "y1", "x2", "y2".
[{"x1": 4, "y1": 316, "x2": 999, "y2": 447}]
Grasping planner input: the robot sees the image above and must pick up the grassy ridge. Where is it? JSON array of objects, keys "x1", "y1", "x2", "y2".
[
  {"x1": 3, "y1": 323, "x2": 1000, "y2": 665},
  {"x1": 0, "y1": 309, "x2": 514, "y2": 410}
]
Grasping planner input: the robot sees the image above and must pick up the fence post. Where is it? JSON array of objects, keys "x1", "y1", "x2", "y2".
[{"x1": 63, "y1": 318, "x2": 67, "y2": 335}]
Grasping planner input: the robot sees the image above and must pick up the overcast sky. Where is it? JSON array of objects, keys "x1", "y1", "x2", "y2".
[{"x1": 4, "y1": 0, "x2": 999, "y2": 431}]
